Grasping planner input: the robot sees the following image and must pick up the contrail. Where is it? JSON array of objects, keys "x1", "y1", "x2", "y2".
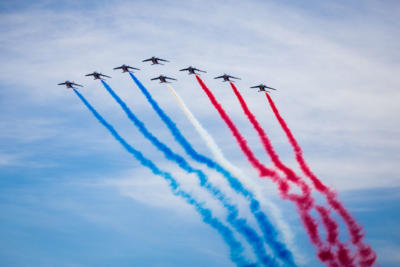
[
  {"x1": 166, "y1": 84, "x2": 298, "y2": 258},
  {"x1": 100, "y1": 80, "x2": 276, "y2": 266},
  {"x1": 265, "y1": 92, "x2": 377, "y2": 266},
  {"x1": 72, "y1": 88, "x2": 254, "y2": 267},
  {"x1": 129, "y1": 73, "x2": 296, "y2": 266},
  {"x1": 229, "y1": 82, "x2": 354, "y2": 264},
  {"x1": 194, "y1": 75, "x2": 339, "y2": 266}
]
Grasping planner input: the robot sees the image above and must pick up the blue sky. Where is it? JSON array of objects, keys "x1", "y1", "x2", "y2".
[{"x1": 0, "y1": 0, "x2": 399, "y2": 266}]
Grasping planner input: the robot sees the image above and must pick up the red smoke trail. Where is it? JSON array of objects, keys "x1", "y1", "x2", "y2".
[
  {"x1": 195, "y1": 76, "x2": 289, "y2": 198},
  {"x1": 316, "y1": 206, "x2": 356, "y2": 266},
  {"x1": 230, "y1": 82, "x2": 354, "y2": 263},
  {"x1": 230, "y1": 83, "x2": 303, "y2": 183},
  {"x1": 195, "y1": 75, "x2": 274, "y2": 178},
  {"x1": 230, "y1": 82, "x2": 315, "y2": 208},
  {"x1": 195, "y1": 75, "x2": 338, "y2": 266},
  {"x1": 265, "y1": 92, "x2": 377, "y2": 266},
  {"x1": 315, "y1": 206, "x2": 339, "y2": 246}
]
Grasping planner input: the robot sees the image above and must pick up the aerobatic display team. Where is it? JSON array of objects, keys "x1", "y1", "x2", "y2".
[{"x1": 59, "y1": 57, "x2": 377, "y2": 267}]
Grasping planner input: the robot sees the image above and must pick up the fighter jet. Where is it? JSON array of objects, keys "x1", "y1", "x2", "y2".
[
  {"x1": 58, "y1": 81, "x2": 83, "y2": 89},
  {"x1": 214, "y1": 74, "x2": 241, "y2": 82},
  {"x1": 250, "y1": 84, "x2": 277, "y2": 92},
  {"x1": 142, "y1": 57, "x2": 169, "y2": 65},
  {"x1": 151, "y1": 75, "x2": 177, "y2": 83},
  {"x1": 179, "y1": 66, "x2": 206, "y2": 75},
  {"x1": 85, "y1": 72, "x2": 111, "y2": 80},
  {"x1": 113, "y1": 64, "x2": 140, "y2": 73}
]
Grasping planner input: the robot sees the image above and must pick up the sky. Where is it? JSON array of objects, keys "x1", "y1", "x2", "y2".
[{"x1": 0, "y1": 0, "x2": 399, "y2": 266}]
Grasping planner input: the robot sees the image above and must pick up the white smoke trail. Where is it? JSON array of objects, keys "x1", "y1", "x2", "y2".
[{"x1": 166, "y1": 84, "x2": 299, "y2": 259}]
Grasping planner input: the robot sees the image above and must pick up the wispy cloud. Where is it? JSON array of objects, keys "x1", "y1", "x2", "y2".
[{"x1": 1, "y1": 0, "x2": 399, "y2": 265}]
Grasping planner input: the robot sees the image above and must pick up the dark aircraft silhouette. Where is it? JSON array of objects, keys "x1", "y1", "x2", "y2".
[
  {"x1": 151, "y1": 75, "x2": 177, "y2": 83},
  {"x1": 142, "y1": 57, "x2": 169, "y2": 65},
  {"x1": 180, "y1": 66, "x2": 206, "y2": 75},
  {"x1": 58, "y1": 81, "x2": 83, "y2": 89},
  {"x1": 250, "y1": 84, "x2": 277, "y2": 92},
  {"x1": 85, "y1": 72, "x2": 111, "y2": 80},
  {"x1": 214, "y1": 74, "x2": 241, "y2": 82},
  {"x1": 113, "y1": 64, "x2": 140, "y2": 73}
]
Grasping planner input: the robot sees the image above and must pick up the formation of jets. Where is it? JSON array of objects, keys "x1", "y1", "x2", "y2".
[{"x1": 59, "y1": 56, "x2": 277, "y2": 93}]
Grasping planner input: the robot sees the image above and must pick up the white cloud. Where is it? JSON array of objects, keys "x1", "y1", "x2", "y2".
[
  {"x1": 0, "y1": 1, "x2": 398, "y2": 264},
  {"x1": 0, "y1": 152, "x2": 19, "y2": 167}
]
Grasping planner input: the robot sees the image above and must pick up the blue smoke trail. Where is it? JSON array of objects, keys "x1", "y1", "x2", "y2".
[
  {"x1": 101, "y1": 80, "x2": 276, "y2": 266},
  {"x1": 73, "y1": 89, "x2": 254, "y2": 267},
  {"x1": 129, "y1": 73, "x2": 296, "y2": 266}
]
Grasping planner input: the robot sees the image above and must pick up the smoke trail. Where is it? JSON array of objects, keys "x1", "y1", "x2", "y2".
[
  {"x1": 316, "y1": 206, "x2": 355, "y2": 266},
  {"x1": 229, "y1": 82, "x2": 353, "y2": 261},
  {"x1": 72, "y1": 88, "x2": 253, "y2": 267},
  {"x1": 166, "y1": 84, "x2": 298, "y2": 257},
  {"x1": 100, "y1": 80, "x2": 275, "y2": 266},
  {"x1": 265, "y1": 93, "x2": 377, "y2": 266},
  {"x1": 229, "y1": 83, "x2": 314, "y2": 207},
  {"x1": 195, "y1": 76, "x2": 341, "y2": 266},
  {"x1": 129, "y1": 73, "x2": 295, "y2": 266},
  {"x1": 194, "y1": 77, "x2": 274, "y2": 178},
  {"x1": 230, "y1": 83, "x2": 302, "y2": 183},
  {"x1": 315, "y1": 206, "x2": 339, "y2": 246}
]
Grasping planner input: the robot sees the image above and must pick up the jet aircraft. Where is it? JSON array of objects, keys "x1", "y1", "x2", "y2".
[
  {"x1": 85, "y1": 72, "x2": 111, "y2": 80},
  {"x1": 142, "y1": 57, "x2": 169, "y2": 65},
  {"x1": 250, "y1": 84, "x2": 277, "y2": 92},
  {"x1": 58, "y1": 81, "x2": 83, "y2": 89},
  {"x1": 214, "y1": 74, "x2": 241, "y2": 82},
  {"x1": 151, "y1": 75, "x2": 177, "y2": 83},
  {"x1": 113, "y1": 64, "x2": 140, "y2": 73},
  {"x1": 179, "y1": 66, "x2": 206, "y2": 75}
]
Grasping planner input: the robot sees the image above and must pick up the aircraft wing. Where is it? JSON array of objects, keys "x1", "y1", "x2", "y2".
[
  {"x1": 230, "y1": 75, "x2": 241, "y2": 80},
  {"x1": 128, "y1": 66, "x2": 140, "y2": 70},
  {"x1": 113, "y1": 66, "x2": 123, "y2": 70},
  {"x1": 197, "y1": 69, "x2": 207, "y2": 73},
  {"x1": 100, "y1": 74, "x2": 111, "y2": 78},
  {"x1": 250, "y1": 85, "x2": 260, "y2": 89},
  {"x1": 214, "y1": 75, "x2": 224, "y2": 79},
  {"x1": 157, "y1": 58, "x2": 169, "y2": 62},
  {"x1": 85, "y1": 73, "x2": 94, "y2": 76},
  {"x1": 266, "y1": 86, "x2": 277, "y2": 90},
  {"x1": 72, "y1": 83, "x2": 83, "y2": 87},
  {"x1": 142, "y1": 58, "x2": 152, "y2": 62},
  {"x1": 151, "y1": 77, "x2": 160, "y2": 81},
  {"x1": 179, "y1": 68, "x2": 189, "y2": 71},
  {"x1": 58, "y1": 82, "x2": 66, "y2": 85},
  {"x1": 165, "y1": 77, "x2": 177, "y2": 80}
]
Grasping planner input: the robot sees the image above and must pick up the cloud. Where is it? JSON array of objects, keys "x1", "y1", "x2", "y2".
[
  {"x1": 0, "y1": 1, "x2": 399, "y2": 265},
  {"x1": 0, "y1": 152, "x2": 19, "y2": 167},
  {"x1": 372, "y1": 240, "x2": 400, "y2": 265}
]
